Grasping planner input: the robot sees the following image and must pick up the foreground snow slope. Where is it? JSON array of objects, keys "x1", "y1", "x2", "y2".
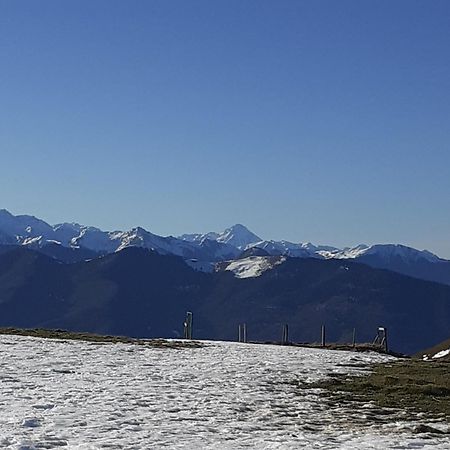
[{"x1": 0, "y1": 336, "x2": 448, "y2": 449}]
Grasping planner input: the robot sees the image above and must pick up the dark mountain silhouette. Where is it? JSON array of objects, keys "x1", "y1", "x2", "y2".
[
  {"x1": 0, "y1": 247, "x2": 449, "y2": 354},
  {"x1": 356, "y1": 253, "x2": 450, "y2": 287},
  {"x1": 37, "y1": 242, "x2": 102, "y2": 263},
  {"x1": 0, "y1": 243, "x2": 101, "y2": 264}
]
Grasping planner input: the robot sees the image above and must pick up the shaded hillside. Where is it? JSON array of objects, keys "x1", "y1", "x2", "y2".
[
  {"x1": 38, "y1": 242, "x2": 102, "y2": 263},
  {"x1": 0, "y1": 243, "x2": 101, "y2": 263},
  {"x1": 356, "y1": 254, "x2": 450, "y2": 287},
  {"x1": 198, "y1": 258, "x2": 450, "y2": 354},
  {"x1": 0, "y1": 247, "x2": 210, "y2": 337},
  {"x1": 0, "y1": 247, "x2": 449, "y2": 354}
]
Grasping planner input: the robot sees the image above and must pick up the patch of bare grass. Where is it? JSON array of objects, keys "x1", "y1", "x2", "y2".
[{"x1": 0, "y1": 327, "x2": 203, "y2": 349}]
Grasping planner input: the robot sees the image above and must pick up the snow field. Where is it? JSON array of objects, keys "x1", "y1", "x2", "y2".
[{"x1": 0, "y1": 336, "x2": 448, "y2": 449}]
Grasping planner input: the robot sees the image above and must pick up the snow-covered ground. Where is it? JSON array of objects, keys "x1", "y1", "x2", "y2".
[
  {"x1": 433, "y1": 348, "x2": 450, "y2": 359},
  {"x1": 0, "y1": 336, "x2": 448, "y2": 449}
]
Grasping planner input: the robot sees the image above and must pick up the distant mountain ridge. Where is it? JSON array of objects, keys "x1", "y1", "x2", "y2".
[
  {"x1": 1, "y1": 208, "x2": 449, "y2": 286},
  {"x1": 0, "y1": 209, "x2": 239, "y2": 263}
]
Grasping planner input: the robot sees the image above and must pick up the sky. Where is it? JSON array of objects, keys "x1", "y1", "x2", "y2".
[{"x1": 1, "y1": 1, "x2": 449, "y2": 257}]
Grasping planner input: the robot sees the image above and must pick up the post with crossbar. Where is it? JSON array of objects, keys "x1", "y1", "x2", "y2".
[{"x1": 373, "y1": 326, "x2": 388, "y2": 353}]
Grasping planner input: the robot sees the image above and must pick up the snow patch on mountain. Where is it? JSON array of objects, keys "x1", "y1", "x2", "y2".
[
  {"x1": 21, "y1": 236, "x2": 45, "y2": 247},
  {"x1": 180, "y1": 231, "x2": 220, "y2": 243},
  {"x1": 221, "y1": 256, "x2": 286, "y2": 278},
  {"x1": 247, "y1": 240, "x2": 317, "y2": 258},
  {"x1": 318, "y1": 244, "x2": 371, "y2": 260},
  {"x1": 432, "y1": 348, "x2": 450, "y2": 359},
  {"x1": 245, "y1": 240, "x2": 341, "y2": 259}
]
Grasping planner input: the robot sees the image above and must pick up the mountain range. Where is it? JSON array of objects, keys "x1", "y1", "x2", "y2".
[
  {"x1": 1, "y1": 208, "x2": 449, "y2": 286},
  {"x1": 0, "y1": 209, "x2": 450, "y2": 353},
  {"x1": 0, "y1": 245, "x2": 449, "y2": 354}
]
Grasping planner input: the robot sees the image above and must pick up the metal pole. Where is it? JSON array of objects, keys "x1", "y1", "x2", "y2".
[
  {"x1": 243, "y1": 323, "x2": 247, "y2": 343},
  {"x1": 352, "y1": 328, "x2": 356, "y2": 348},
  {"x1": 321, "y1": 325, "x2": 326, "y2": 347},
  {"x1": 184, "y1": 311, "x2": 193, "y2": 340},
  {"x1": 282, "y1": 324, "x2": 289, "y2": 345}
]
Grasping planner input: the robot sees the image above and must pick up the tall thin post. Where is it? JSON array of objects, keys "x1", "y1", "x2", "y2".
[
  {"x1": 382, "y1": 327, "x2": 388, "y2": 352},
  {"x1": 281, "y1": 324, "x2": 289, "y2": 345},
  {"x1": 188, "y1": 312, "x2": 193, "y2": 339},
  {"x1": 184, "y1": 311, "x2": 193, "y2": 340},
  {"x1": 352, "y1": 328, "x2": 356, "y2": 348},
  {"x1": 238, "y1": 324, "x2": 247, "y2": 343},
  {"x1": 321, "y1": 324, "x2": 326, "y2": 347}
]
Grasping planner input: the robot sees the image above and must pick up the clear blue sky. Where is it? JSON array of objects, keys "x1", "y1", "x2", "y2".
[{"x1": 1, "y1": 1, "x2": 449, "y2": 256}]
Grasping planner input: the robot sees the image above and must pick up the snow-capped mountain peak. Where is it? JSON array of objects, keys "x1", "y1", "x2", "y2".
[
  {"x1": 216, "y1": 224, "x2": 262, "y2": 249},
  {"x1": 180, "y1": 224, "x2": 261, "y2": 250},
  {"x1": 0, "y1": 208, "x2": 448, "y2": 285}
]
